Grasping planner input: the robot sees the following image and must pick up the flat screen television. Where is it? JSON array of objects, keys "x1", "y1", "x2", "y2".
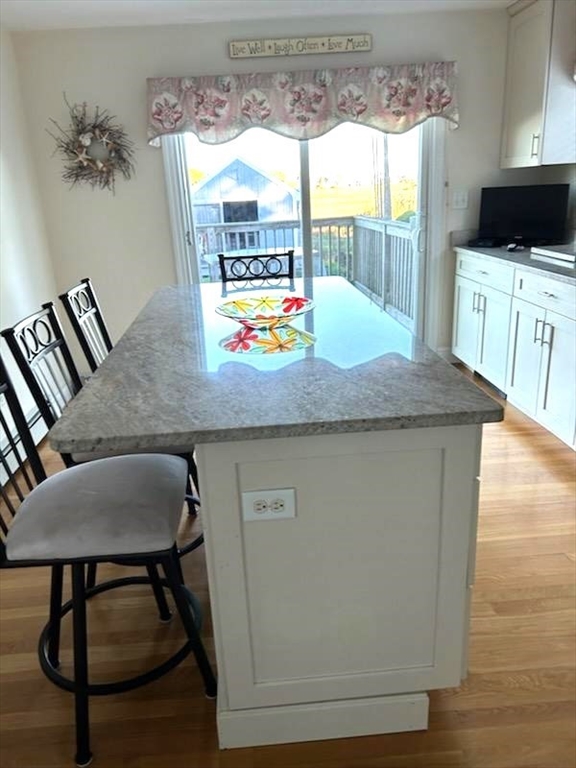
[{"x1": 476, "y1": 184, "x2": 570, "y2": 247}]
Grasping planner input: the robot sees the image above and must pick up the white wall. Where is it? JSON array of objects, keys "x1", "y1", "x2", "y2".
[
  {"x1": 10, "y1": 9, "x2": 575, "y2": 349},
  {"x1": 0, "y1": 28, "x2": 58, "y2": 417}
]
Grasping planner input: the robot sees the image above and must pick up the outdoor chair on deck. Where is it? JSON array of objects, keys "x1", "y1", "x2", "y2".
[
  {"x1": 218, "y1": 249, "x2": 295, "y2": 296},
  {"x1": 0, "y1": 356, "x2": 216, "y2": 767},
  {"x1": 0, "y1": 303, "x2": 202, "y2": 576},
  {"x1": 58, "y1": 277, "x2": 113, "y2": 373}
]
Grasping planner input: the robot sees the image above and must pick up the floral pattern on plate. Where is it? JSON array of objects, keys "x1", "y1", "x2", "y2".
[
  {"x1": 219, "y1": 325, "x2": 316, "y2": 354},
  {"x1": 215, "y1": 295, "x2": 314, "y2": 329}
]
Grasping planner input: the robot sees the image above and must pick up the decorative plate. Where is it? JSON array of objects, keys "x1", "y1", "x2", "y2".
[
  {"x1": 219, "y1": 325, "x2": 316, "y2": 354},
  {"x1": 215, "y1": 295, "x2": 314, "y2": 329}
]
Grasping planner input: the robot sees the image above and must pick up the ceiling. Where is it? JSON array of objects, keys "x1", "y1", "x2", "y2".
[{"x1": 0, "y1": 0, "x2": 511, "y2": 31}]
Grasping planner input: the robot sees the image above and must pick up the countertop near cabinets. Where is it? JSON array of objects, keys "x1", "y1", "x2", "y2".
[{"x1": 457, "y1": 246, "x2": 576, "y2": 285}]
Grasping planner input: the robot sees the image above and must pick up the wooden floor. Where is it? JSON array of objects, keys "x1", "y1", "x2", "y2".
[{"x1": 1, "y1": 385, "x2": 575, "y2": 768}]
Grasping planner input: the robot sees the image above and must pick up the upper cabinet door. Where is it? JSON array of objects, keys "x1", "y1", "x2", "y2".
[
  {"x1": 540, "y1": 0, "x2": 576, "y2": 165},
  {"x1": 500, "y1": 0, "x2": 553, "y2": 169}
]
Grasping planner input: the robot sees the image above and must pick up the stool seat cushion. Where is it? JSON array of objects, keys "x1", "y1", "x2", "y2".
[{"x1": 6, "y1": 454, "x2": 188, "y2": 562}]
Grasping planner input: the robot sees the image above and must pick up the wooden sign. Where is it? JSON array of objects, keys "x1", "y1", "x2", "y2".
[{"x1": 229, "y1": 34, "x2": 372, "y2": 59}]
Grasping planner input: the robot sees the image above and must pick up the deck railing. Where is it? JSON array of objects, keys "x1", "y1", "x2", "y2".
[{"x1": 195, "y1": 215, "x2": 416, "y2": 329}]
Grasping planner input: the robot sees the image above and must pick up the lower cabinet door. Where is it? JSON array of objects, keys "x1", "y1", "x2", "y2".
[
  {"x1": 536, "y1": 310, "x2": 576, "y2": 445},
  {"x1": 476, "y1": 286, "x2": 511, "y2": 391},
  {"x1": 200, "y1": 427, "x2": 481, "y2": 710},
  {"x1": 506, "y1": 298, "x2": 543, "y2": 415},
  {"x1": 452, "y1": 275, "x2": 479, "y2": 369}
]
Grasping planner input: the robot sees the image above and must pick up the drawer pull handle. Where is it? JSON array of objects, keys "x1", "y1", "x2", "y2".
[
  {"x1": 530, "y1": 133, "x2": 540, "y2": 158},
  {"x1": 538, "y1": 291, "x2": 557, "y2": 299},
  {"x1": 478, "y1": 270, "x2": 489, "y2": 275}
]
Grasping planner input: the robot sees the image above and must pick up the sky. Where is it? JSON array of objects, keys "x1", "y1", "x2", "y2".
[{"x1": 186, "y1": 123, "x2": 420, "y2": 187}]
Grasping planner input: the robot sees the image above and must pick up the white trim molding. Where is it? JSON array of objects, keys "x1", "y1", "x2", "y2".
[{"x1": 161, "y1": 134, "x2": 199, "y2": 285}]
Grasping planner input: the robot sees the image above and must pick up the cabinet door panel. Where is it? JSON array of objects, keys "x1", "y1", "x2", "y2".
[
  {"x1": 536, "y1": 310, "x2": 576, "y2": 445},
  {"x1": 476, "y1": 286, "x2": 512, "y2": 391},
  {"x1": 200, "y1": 428, "x2": 481, "y2": 709},
  {"x1": 541, "y1": 0, "x2": 576, "y2": 165},
  {"x1": 452, "y1": 276, "x2": 479, "y2": 369},
  {"x1": 500, "y1": 0, "x2": 552, "y2": 168},
  {"x1": 506, "y1": 298, "x2": 543, "y2": 415}
]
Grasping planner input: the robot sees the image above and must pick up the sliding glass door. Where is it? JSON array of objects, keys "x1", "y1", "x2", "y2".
[
  {"x1": 185, "y1": 128, "x2": 302, "y2": 281},
  {"x1": 170, "y1": 121, "x2": 426, "y2": 334}
]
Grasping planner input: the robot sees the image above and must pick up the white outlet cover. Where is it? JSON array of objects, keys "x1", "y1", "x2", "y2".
[{"x1": 241, "y1": 488, "x2": 296, "y2": 521}]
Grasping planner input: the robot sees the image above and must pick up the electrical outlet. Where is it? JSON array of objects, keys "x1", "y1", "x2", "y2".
[{"x1": 241, "y1": 488, "x2": 296, "y2": 521}]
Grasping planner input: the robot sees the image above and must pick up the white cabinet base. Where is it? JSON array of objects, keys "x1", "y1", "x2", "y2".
[
  {"x1": 198, "y1": 426, "x2": 481, "y2": 748},
  {"x1": 217, "y1": 692, "x2": 429, "y2": 749}
]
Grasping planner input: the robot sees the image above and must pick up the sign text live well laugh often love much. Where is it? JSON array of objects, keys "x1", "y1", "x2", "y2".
[{"x1": 229, "y1": 34, "x2": 372, "y2": 59}]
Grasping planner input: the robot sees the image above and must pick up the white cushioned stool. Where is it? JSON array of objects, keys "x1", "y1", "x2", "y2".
[{"x1": 0, "y1": 357, "x2": 216, "y2": 768}]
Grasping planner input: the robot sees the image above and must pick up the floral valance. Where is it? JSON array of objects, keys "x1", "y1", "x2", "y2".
[{"x1": 147, "y1": 60, "x2": 458, "y2": 146}]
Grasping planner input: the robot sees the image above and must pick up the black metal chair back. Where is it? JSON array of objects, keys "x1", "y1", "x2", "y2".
[
  {"x1": 218, "y1": 250, "x2": 295, "y2": 296},
  {"x1": 0, "y1": 356, "x2": 47, "y2": 563},
  {"x1": 2, "y1": 302, "x2": 201, "y2": 518},
  {"x1": 1, "y1": 302, "x2": 82, "y2": 430},
  {"x1": 59, "y1": 278, "x2": 113, "y2": 373}
]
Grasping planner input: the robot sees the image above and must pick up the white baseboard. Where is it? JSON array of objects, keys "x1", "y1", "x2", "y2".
[{"x1": 217, "y1": 692, "x2": 429, "y2": 749}]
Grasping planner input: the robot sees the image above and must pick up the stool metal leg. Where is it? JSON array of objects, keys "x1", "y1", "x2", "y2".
[
  {"x1": 184, "y1": 453, "x2": 200, "y2": 516},
  {"x1": 86, "y1": 563, "x2": 97, "y2": 590},
  {"x1": 173, "y1": 551, "x2": 186, "y2": 586},
  {"x1": 71, "y1": 563, "x2": 93, "y2": 768},
  {"x1": 161, "y1": 550, "x2": 217, "y2": 698},
  {"x1": 145, "y1": 564, "x2": 172, "y2": 622},
  {"x1": 47, "y1": 564, "x2": 63, "y2": 667}
]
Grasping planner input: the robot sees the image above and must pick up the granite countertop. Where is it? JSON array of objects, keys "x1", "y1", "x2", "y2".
[
  {"x1": 455, "y1": 245, "x2": 576, "y2": 285},
  {"x1": 49, "y1": 277, "x2": 502, "y2": 453}
]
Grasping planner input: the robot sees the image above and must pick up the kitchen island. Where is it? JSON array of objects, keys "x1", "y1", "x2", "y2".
[{"x1": 49, "y1": 277, "x2": 502, "y2": 748}]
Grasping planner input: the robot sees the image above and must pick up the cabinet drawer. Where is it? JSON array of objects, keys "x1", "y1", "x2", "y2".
[
  {"x1": 514, "y1": 270, "x2": 576, "y2": 320},
  {"x1": 455, "y1": 251, "x2": 514, "y2": 294}
]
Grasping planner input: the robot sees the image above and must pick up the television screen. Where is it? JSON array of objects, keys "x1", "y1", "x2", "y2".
[{"x1": 478, "y1": 184, "x2": 570, "y2": 246}]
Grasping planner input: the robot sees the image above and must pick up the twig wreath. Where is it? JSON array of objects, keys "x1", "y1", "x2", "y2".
[{"x1": 47, "y1": 95, "x2": 135, "y2": 192}]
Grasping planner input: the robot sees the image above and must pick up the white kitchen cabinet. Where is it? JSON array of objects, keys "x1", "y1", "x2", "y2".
[
  {"x1": 198, "y1": 425, "x2": 483, "y2": 747},
  {"x1": 506, "y1": 297, "x2": 545, "y2": 413},
  {"x1": 452, "y1": 249, "x2": 576, "y2": 447},
  {"x1": 507, "y1": 298, "x2": 576, "y2": 445},
  {"x1": 500, "y1": 0, "x2": 576, "y2": 168},
  {"x1": 535, "y1": 308, "x2": 576, "y2": 443},
  {"x1": 452, "y1": 263, "x2": 512, "y2": 392},
  {"x1": 476, "y1": 285, "x2": 515, "y2": 392},
  {"x1": 452, "y1": 275, "x2": 479, "y2": 370},
  {"x1": 452, "y1": 251, "x2": 516, "y2": 391}
]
